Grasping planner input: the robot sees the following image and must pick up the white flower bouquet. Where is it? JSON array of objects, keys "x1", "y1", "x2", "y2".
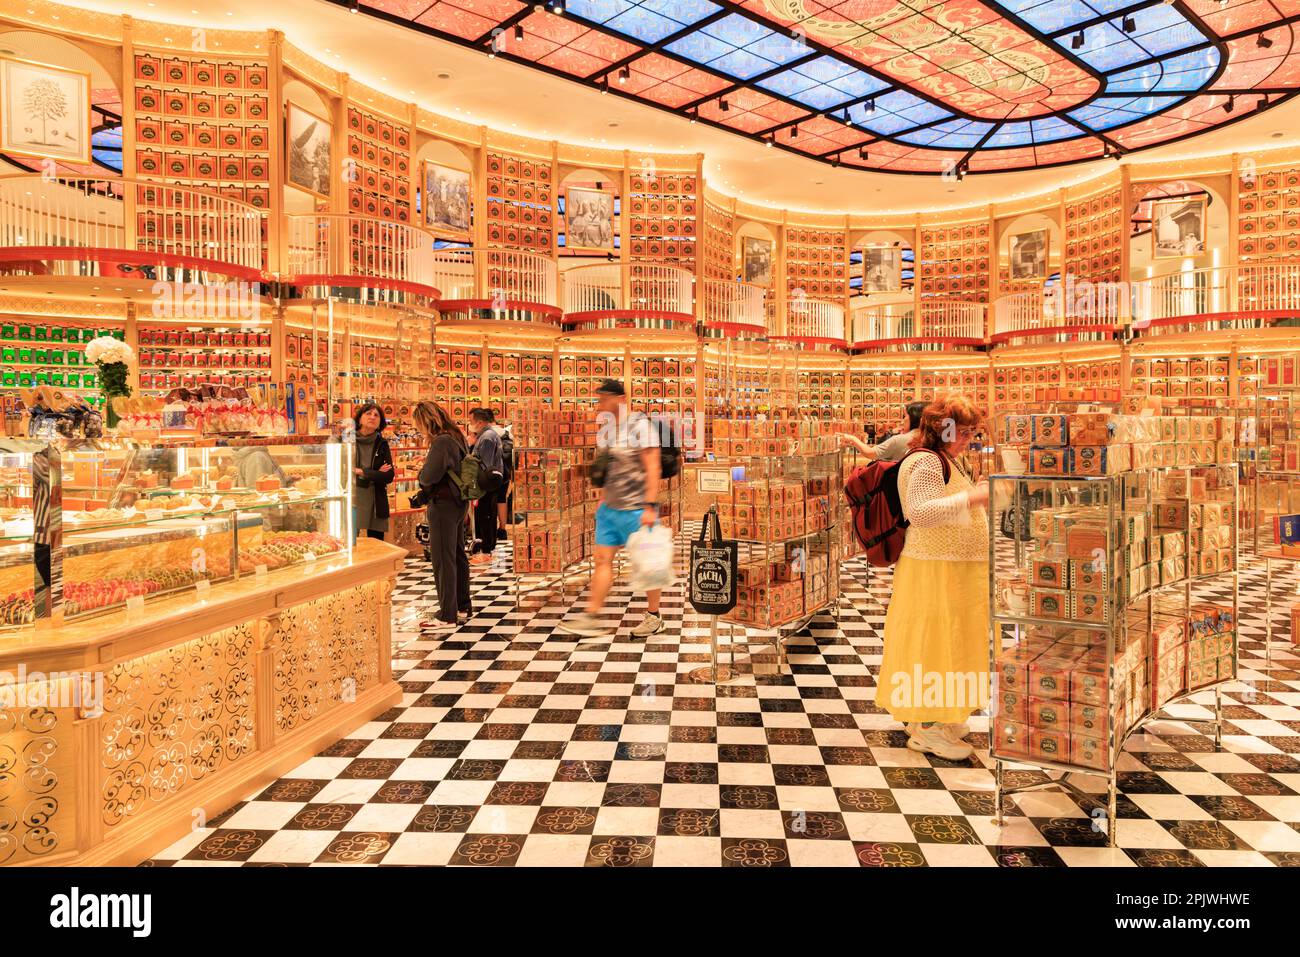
[
  {"x1": 84, "y1": 336, "x2": 135, "y2": 428},
  {"x1": 84, "y1": 336, "x2": 136, "y2": 366}
]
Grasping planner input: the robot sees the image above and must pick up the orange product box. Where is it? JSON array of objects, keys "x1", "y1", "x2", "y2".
[
  {"x1": 1070, "y1": 591, "x2": 1109, "y2": 624},
  {"x1": 1030, "y1": 447, "x2": 1066, "y2": 476},
  {"x1": 1065, "y1": 523, "x2": 1107, "y2": 560},
  {"x1": 1069, "y1": 558, "x2": 1108, "y2": 592},
  {"x1": 996, "y1": 656, "x2": 1031, "y2": 694},
  {"x1": 1027, "y1": 696, "x2": 1070, "y2": 732},
  {"x1": 1030, "y1": 728, "x2": 1069, "y2": 764},
  {"x1": 1032, "y1": 414, "x2": 1068, "y2": 447},
  {"x1": 1028, "y1": 654, "x2": 1073, "y2": 701},
  {"x1": 993, "y1": 719, "x2": 1030, "y2": 757},
  {"x1": 1071, "y1": 731, "x2": 1109, "y2": 771},
  {"x1": 996, "y1": 688, "x2": 1029, "y2": 725},
  {"x1": 1071, "y1": 700, "x2": 1108, "y2": 735},
  {"x1": 1031, "y1": 555, "x2": 1067, "y2": 587},
  {"x1": 1032, "y1": 587, "x2": 1068, "y2": 620},
  {"x1": 1071, "y1": 662, "x2": 1109, "y2": 706},
  {"x1": 1067, "y1": 413, "x2": 1111, "y2": 446},
  {"x1": 170, "y1": 476, "x2": 195, "y2": 490}
]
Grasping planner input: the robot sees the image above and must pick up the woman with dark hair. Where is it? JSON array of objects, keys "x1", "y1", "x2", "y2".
[
  {"x1": 353, "y1": 402, "x2": 394, "y2": 542},
  {"x1": 838, "y1": 400, "x2": 926, "y2": 462},
  {"x1": 876, "y1": 394, "x2": 991, "y2": 761},
  {"x1": 414, "y1": 400, "x2": 470, "y2": 632}
]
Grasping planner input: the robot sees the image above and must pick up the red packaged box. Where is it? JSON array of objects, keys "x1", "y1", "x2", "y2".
[
  {"x1": 1028, "y1": 655, "x2": 1073, "y2": 701},
  {"x1": 1027, "y1": 696, "x2": 1070, "y2": 732}
]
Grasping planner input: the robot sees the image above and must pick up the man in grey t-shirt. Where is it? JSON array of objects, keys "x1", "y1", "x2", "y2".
[
  {"x1": 840, "y1": 400, "x2": 926, "y2": 461},
  {"x1": 558, "y1": 379, "x2": 665, "y2": 640}
]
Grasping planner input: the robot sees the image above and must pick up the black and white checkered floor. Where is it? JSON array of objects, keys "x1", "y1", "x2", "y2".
[{"x1": 145, "y1": 541, "x2": 1300, "y2": 867}]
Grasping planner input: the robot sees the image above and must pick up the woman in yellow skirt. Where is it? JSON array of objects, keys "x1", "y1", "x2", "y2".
[{"x1": 875, "y1": 395, "x2": 990, "y2": 761}]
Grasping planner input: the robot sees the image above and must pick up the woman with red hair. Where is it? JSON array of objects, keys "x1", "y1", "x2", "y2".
[{"x1": 876, "y1": 395, "x2": 990, "y2": 761}]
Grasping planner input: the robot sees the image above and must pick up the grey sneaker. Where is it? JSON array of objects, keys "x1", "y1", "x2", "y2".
[
  {"x1": 556, "y1": 611, "x2": 611, "y2": 639},
  {"x1": 632, "y1": 614, "x2": 665, "y2": 638}
]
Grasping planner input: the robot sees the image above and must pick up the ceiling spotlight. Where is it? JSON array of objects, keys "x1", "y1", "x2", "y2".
[
  {"x1": 865, "y1": 97, "x2": 876, "y2": 114},
  {"x1": 956, "y1": 165, "x2": 966, "y2": 182},
  {"x1": 1072, "y1": 30, "x2": 1085, "y2": 49},
  {"x1": 790, "y1": 124, "x2": 799, "y2": 138},
  {"x1": 831, "y1": 154, "x2": 840, "y2": 168},
  {"x1": 1225, "y1": 95, "x2": 1235, "y2": 113},
  {"x1": 859, "y1": 147, "x2": 868, "y2": 160},
  {"x1": 599, "y1": 77, "x2": 607, "y2": 94},
  {"x1": 689, "y1": 109, "x2": 696, "y2": 124},
  {"x1": 1258, "y1": 33, "x2": 1274, "y2": 48},
  {"x1": 1121, "y1": 16, "x2": 1136, "y2": 33},
  {"x1": 348, "y1": 0, "x2": 358, "y2": 12},
  {"x1": 551, "y1": 0, "x2": 565, "y2": 14},
  {"x1": 719, "y1": 97, "x2": 729, "y2": 112},
  {"x1": 1258, "y1": 94, "x2": 1270, "y2": 110},
  {"x1": 514, "y1": 24, "x2": 523, "y2": 41},
  {"x1": 766, "y1": 137, "x2": 774, "y2": 148},
  {"x1": 618, "y1": 66, "x2": 629, "y2": 84}
]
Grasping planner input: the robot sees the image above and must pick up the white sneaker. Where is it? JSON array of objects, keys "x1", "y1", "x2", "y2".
[
  {"x1": 907, "y1": 724, "x2": 975, "y2": 761},
  {"x1": 632, "y1": 614, "x2": 664, "y2": 638},
  {"x1": 940, "y1": 722, "x2": 971, "y2": 743},
  {"x1": 556, "y1": 612, "x2": 611, "y2": 639}
]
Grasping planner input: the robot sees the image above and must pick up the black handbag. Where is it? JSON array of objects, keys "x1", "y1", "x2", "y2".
[{"x1": 689, "y1": 506, "x2": 738, "y2": 616}]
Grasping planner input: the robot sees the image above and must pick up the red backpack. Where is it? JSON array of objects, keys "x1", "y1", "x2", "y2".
[{"x1": 844, "y1": 449, "x2": 950, "y2": 567}]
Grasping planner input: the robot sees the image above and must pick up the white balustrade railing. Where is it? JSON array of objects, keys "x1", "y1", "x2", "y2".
[
  {"x1": 701, "y1": 279, "x2": 767, "y2": 330},
  {"x1": 1131, "y1": 264, "x2": 1300, "y2": 330},
  {"x1": 286, "y1": 214, "x2": 437, "y2": 291},
  {"x1": 562, "y1": 262, "x2": 693, "y2": 317},
  {"x1": 431, "y1": 247, "x2": 558, "y2": 307},
  {"x1": 850, "y1": 301, "x2": 916, "y2": 343},
  {"x1": 920, "y1": 298, "x2": 987, "y2": 339},
  {"x1": 783, "y1": 297, "x2": 846, "y2": 341},
  {"x1": 0, "y1": 174, "x2": 264, "y2": 273}
]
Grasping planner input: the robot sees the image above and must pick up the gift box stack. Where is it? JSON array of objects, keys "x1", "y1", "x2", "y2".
[
  {"x1": 514, "y1": 450, "x2": 587, "y2": 512},
  {"x1": 515, "y1": 519, "x2": 589, "y2": 574},
  {"x1": 1186, "y1": 602, "x2": 1236, "y2": 691},
  {"x1": 993, "y1": 625, "x2": 1125, "y2": 772},
  {"x1": 1013, "y1": 413, "x2": 1235, "y2": 477},
  {"x1": 1157, "y1": 473, "x2": 1234, "y2": 577},
  {"x1": 713, "y1": 474, "x2": 835, "y2": 544},
  {"x1": 724, "y1": 542, "x2": 836, "y2": 630},
  {"x1": 711, "y1": 418, "x2": 850, "y2": 458},
  {"x1": 558, "y1": 356, "x2": 625, "y2": 402},
  {"x1": 1026, "y1": 503, "x2": 1131, "y2": 623},
  {"x1": 509, "y1": 405, "x2": 599, "y2": 450}
]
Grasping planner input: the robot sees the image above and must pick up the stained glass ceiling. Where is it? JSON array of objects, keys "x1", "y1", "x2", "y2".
[{"x1": 346, "y1": 0, "x2": 1300, "y2": 174}]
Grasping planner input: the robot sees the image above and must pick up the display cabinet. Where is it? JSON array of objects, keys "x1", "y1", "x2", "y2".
[
  {"x1": 0, "y1": 435, "x2": 352, "y2": 630},
  {"x1": 988, "y1": 462, "x2": 1238, "y2": 845},
  {"x1": 706, "y1": 423, "x2": 844, "y2": 677}
]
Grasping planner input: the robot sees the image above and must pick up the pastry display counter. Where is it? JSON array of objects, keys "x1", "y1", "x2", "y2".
[
  {"x1": 0, "y1": 434, "x2": 406, "y2": 866},
  {"x1": 0, "y1": 536, "x2": 405, "y2": 867}
]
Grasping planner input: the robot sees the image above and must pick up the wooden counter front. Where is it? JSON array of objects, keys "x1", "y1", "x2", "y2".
[{"x1": 0, "y1": 539, "x2": 407, "y2": 867}]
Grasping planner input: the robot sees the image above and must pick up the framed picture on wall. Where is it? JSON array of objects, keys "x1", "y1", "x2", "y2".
[
  {"x1": 285, "y1": 102, "x2": 332, "y2": 198},
  {"x1": 1152, "y1": 196, "x2": 1206, "y2": 259},
  {"x1": 1008, "y1": 228, "x2": 1049, "y2": 280},
  {"x1": 565, "y1": 186, "x2": 614, "y2": 251},
  {"x1": 423, "y1": 161, "x2": 471, "y2": 233},
  {"x1": 863, "y1": 246, "x2": 902, "y2": 293},
  {"x1": 742, "y1": 236, "x2": 773, "y2": 286},
  {"x1": 0, "y1": 56, "x2": 91, "y2": 165}
]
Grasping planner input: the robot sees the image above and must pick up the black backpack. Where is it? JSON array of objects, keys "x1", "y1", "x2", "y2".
[
  {"x1": 653, "y1": 416, "x2": 681, "y2": 480},
  {"x1": 499, "y1": 429, "x2": 514, "y2": 486}
]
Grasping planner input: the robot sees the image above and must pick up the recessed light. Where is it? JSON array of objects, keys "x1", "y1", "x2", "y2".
[{"x1": 437, "y1": 72, "x2": 452, "y2": 80}]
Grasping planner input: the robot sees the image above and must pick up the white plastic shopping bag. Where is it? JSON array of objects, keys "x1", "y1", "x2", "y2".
[{"x1": 627, "y1": 523, "x2": 674, "y2": 592}]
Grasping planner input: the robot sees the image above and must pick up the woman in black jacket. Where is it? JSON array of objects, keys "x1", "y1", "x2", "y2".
[
  {"x1": 414, "y1": 400, "x2": 470, "y2": 633},
  {"x1": 353, "y1": 402, "x2": 394, "y2": 541}
]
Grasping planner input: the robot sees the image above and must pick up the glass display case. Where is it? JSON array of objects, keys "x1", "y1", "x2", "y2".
[
  {"x1": 0, "y1": 435, "x2": 352, "y2": 629},
  {"x1": 988, "y1": 462, "x2": 1238, "y2": 845}
]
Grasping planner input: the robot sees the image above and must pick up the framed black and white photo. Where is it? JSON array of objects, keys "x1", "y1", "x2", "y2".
[
  {"x1": 1152, "y1": 196, "x2": 1206, "y2": 259},
  {"x1": 863, "y1": 246, "x2": 902, "y2": 293},
  {"x1": 423, "y1": 161, "x2": 471, "y2": 233},
  {"x1": 0, "y1": 55, "x2": 91, "y2": 165},
  {"x1": 285, "y1": 103, "x2": 332, "y2": 198},
  {"x1": 742, "y1": 236, "x2": 773, "y2": 286},
  {"x1": 1008, "y1": 228, "x2": 1049, "y2": 280},
  {"x1": 565, "y1": 187, "x2": 614, "y2": 251}
]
